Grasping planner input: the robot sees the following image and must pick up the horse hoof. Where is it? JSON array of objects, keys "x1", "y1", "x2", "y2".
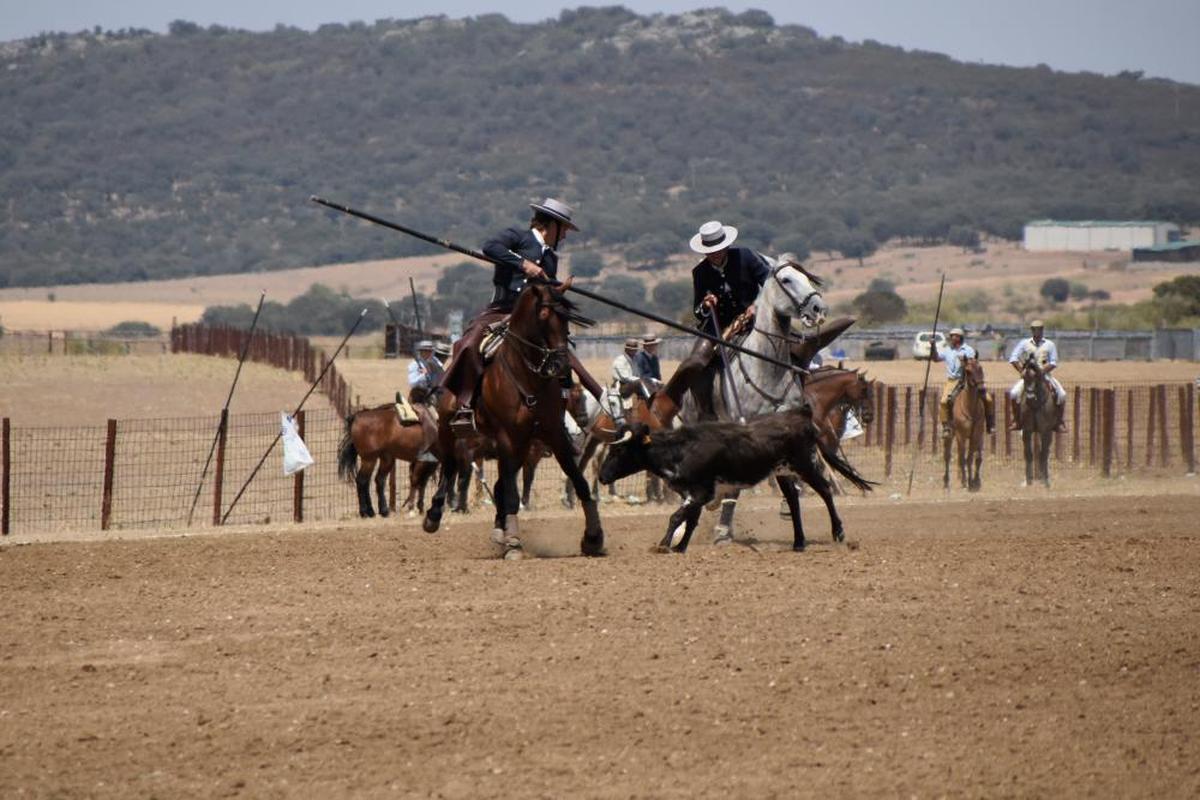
[
  {"x1": 422, "y1": 516, "x2": 440, "y2": 534},
  {"x1": 580, "y1": 535, "x2": 607, "y2": 557},
  {"x1": 503, "y1": 547, "x2": 524, "y2": 561},
  {"x1": 712, "y1": 527, "x2": 733, "y2": 546},
  {"x1": 832, "y1": 530, "x2": 845, "y2": 544},
  {"x1": 490, "y1": 528, "x2": 507, "y2": 545},
  {"x1": 792, "y1": 543, "x2": 806, "y2": 552}
]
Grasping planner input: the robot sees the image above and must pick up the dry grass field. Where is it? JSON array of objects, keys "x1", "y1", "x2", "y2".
[
  {"x1": 0, "y1": 354, "x2": 311, "y2": 425},
  {"x1": 3, "y1": 239, "x2": 1197, "y2": 332}
]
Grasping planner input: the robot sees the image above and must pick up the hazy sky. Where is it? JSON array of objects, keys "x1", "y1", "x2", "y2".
[{"x1": 2, "y1": 1, "x2": 1197, "y2": 84}]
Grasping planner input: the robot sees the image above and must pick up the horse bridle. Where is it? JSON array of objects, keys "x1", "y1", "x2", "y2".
[{"x1": 771, "y1": 264, "x2": 824, "y2": 327}]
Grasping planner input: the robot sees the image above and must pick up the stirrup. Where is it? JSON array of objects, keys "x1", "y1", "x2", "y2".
[{"x1": 449, "y1": 408, "x2": 476, "y2": 434}]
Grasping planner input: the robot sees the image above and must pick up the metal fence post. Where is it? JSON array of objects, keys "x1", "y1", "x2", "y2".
[
  {"x1": 2, "y1": 418, "x2": 10, "y2": 536},
  {"x1": 293, "y1": 410, "x2": 306, "y2": 523},
  {"x1": 101, "y1": 419, "x2": 117, "y2": 530},
  {"x1": 213, "y1": 409, "x2": 228, "y2": 526}
]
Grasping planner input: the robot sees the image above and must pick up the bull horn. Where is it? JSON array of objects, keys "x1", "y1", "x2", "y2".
[{"x1": 613, "y1": 429, "x2": 634, "y2": 444}]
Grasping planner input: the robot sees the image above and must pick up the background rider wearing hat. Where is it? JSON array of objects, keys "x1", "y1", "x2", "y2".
[
  {"x1": 683, "y1": 219, "x2": 770, "y2": 419},
  {"x1": 440, "y1": 198, "x2": 580, "y2": 431},
  {"x1": 407, "y1": 340, "x2": 443, "y2": 404},
  {"x1": 930, "y1": 327, "x2": 995, "y2": 438},
  {"x1": 1007, "y1": 320, "x2": 1068, "y2": 432},
  {"x1": 636, "y1": 334, "x2": 662, "y2": 388}
]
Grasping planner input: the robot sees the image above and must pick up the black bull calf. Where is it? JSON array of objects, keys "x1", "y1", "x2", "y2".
[{"x1": 599, "y1": 411, "x2": 875, "y2": 553}]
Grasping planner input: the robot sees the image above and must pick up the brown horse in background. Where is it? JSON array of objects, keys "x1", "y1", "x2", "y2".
[
  {"x1": 444, "y1": 434, "x2": 549, "y2": 513},
  {"x1": 423, "y1": 283, "x2": 605, "y2": 558},
  {"x1": 338, "y1": 405, "x2": 439, "y2": 517},
  {"x1": 943, "y1": 358, "x2": 986, "y2": 491},
  {"x1": 1019, "y1": 354, "x2": 1057, "y2": 487}
]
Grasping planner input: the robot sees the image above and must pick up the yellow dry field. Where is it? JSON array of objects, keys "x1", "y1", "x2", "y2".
[
  {"x1": 0, "y1": 253, "x2": 464, "y2": 331},
  {"x1": 3, "y1": 239, "x2": 1197, "y2": 333},
  {"x1": 0, "y1": 354, "x2": 311, "y2": 425}
]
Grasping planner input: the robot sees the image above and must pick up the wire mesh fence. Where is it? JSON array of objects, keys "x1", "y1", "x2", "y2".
[
  {"x1": 2, "y1": 380, "x2": 1196, "y2": 536},
  {"x1": 0, "y1": 330, "x2": 169, "y2": 356}
]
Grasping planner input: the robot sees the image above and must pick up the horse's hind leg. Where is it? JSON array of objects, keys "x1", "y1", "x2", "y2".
[
  {"x1": 422, "y1": 457, "x2": 457, "y2": 534},
  {"x1": 375, "y1": 456, "x2": 394, "y2": 518},
  {"x1": 777, "y1": 474, "x2": 806, "y2": 552},
  {"x1": 943, "y1": 437, "x2": 952, "y2": 490},
  {"x1": 799, "y1": 456, "x2": 844, "y2": 543},
  {"x1": 356, "y1": 457, "x2": 377, "y2": 518}
]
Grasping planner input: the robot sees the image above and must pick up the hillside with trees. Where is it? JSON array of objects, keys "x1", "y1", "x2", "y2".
[{"x1": 2, "y1": 7, "x2": 1198, "y2": 290}]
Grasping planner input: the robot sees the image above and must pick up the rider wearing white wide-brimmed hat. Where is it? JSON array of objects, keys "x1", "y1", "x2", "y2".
[
  {"x1": 930, "y1": 327, "x2": 995, "y2": 438},
  {"x1": 407, "y1": 339, "x2": 443, "y2": 401},
  {"x1": 683, "y1": 219, "x2": 771, "y2": 419},
  {"x1": 1007, "y1": 320, "x2": 1067, "y2": 432}
]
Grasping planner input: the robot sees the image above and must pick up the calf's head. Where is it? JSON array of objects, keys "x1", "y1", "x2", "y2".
[{"x1": 599, "y1": 423, "x2": 654, "y2": 485}]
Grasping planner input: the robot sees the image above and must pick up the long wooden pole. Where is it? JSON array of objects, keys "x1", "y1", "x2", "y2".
[
  {"x1": 310, "y1": 196, "x2": 805, "y2": 376},
  {"x1": 220, "y1": 309, "x2": 369, "y2": 525},
  {"x1": 907, "y1": 274, "x2": 946, "y2": 495},
  {"x1": 188, "y1": 291, "x2": 266, "y2": 525}
]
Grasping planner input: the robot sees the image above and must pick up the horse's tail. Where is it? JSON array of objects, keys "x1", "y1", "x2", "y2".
[
  {"x1": 817, "y1": 439, "x2": 877, "y2": 494},
  {"x1": 337, "y1": 413, "x2": 358, "y2": 483}
]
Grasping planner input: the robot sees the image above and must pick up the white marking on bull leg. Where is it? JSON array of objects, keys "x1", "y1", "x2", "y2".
[
  {"x1": 713, "y1": 498, "x2": 737, "y2": 546},
  {"x1": 670, "y1": 495, "x2": 692, "y2": 548}
]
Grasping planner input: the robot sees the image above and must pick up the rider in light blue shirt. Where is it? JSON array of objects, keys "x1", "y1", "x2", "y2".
[{"x1": 931, "y1": 327, "x2": 995, "y2": 437}]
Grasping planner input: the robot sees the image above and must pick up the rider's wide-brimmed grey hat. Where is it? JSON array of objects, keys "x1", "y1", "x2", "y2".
[
  {"x1": 1030, "y1": 319, "x2": 1045, "y2": 328},
  {"x1": 434, "y1": 340, "x2": 452, "y2": 356},
  {"x1": 642, "y1": 334, "x2": 661, "y2": 346},
  {"x1": 530, "y1": 198, "x2": 579, "y2": 231},
  {"x1": 689, "y1": 220, "x2": 739, "y2": 254},
  {"x1": 416, "y1": 339, "x2": 434, "y2": 350},
  {"x1": 624, "y1": 337, "x2": 641, "y2": 350},
  {"x1": 948, "y1": 327, "x2": 965, "y2": 337}
]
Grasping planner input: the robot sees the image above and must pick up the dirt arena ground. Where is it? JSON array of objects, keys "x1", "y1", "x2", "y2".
[{"x1": 2, "y1": 493, "x2": 1198, "y2": 798}]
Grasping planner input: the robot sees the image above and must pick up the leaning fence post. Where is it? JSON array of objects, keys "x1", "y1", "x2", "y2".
[
  {"x1": 213, "y1": 409, "x2": 228, "y2": 526},
  {"x1": 293, "y1": 410, "x2": 306, "y2": 523},
  {"x1": 2, "y1": 418, "x2": 10, "y2": 536},
  {"x1": 1158, "y1": 384, "x2": 1169, "y2": 468},
  {"x1": 1102, "y1": 389, "x2": 1115, "y2": 477},
  {"x1": 903, "y1": 387, "x2": 912, "y2": 446},
  {"x1": 101, "y1": 419, "x2": 117, "y2": 530}
]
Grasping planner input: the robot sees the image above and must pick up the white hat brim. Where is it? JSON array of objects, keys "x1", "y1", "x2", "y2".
[{"x1": 689, "y1": 225, "x2": 738, "y2": 254}]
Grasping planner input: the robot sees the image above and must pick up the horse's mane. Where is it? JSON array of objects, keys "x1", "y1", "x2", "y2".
[
  {"x1": 777, "y1": 259, "x2": 824, "y2": 289},
  {"x1": 523, "y1": 282, "x2": 595, "y2": 328},
  {"x1": 804, "y1": 365, "x2": 864, "y2": 384}
]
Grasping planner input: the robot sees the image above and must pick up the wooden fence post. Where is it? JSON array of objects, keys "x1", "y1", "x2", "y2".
[
  {"x1": 213, "y1": 409, "x2": 228, "y2": 526},
  {"x1": 389, "y1": 467, "x2": 397, "y2": 512},
  {"x1": 885, "y1": 385, "x2": 896, "y2": 477},
  {"x1": 101, "y1": 419, "x2": 117, "y2": 530},
  {"x1": 1102, "y1": 389, "x2": 1115, "y2": 477},
  {"x1": 2, "y1": 418, "x2": 10, "y2": 536},
  {"x1": 1126, "y1": 389, "x2": 1134, "y2": 470},
  {"x1": 1071, "y1": 386, "x2": 1082, "y2": 463},
  {"x1": 1158, "y1": 384, "x2": 1169, "y2": 467},
  {"x1": 293, "y1": 410, "x2": 306, "y2": 523},
  {"x1": 1002, "y1": 393, "x2": 1011, "y2": 459},
  {"x1": 928, "y1": 389, "x2": 939, "y2": 454},
  {"x1": 1146, "y1": 386, "x2": 1157, "y2": 467},
  {"x1": 903, "y1": 387, "x2": 912, "y2": 446},
  {"x1": 1184, "y1": 383, "x2": 1197, "y2": 474},
  {"x1": 1088, "y1": 388, "x2": 1099, "y2": 467}
]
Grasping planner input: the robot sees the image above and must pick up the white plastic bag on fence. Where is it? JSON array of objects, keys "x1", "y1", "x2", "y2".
[
  {"x1": 841, "y1": 408, "x2": 865, "y2": 441},
  {"x1": 281, "y1": 413, "x2": 315, "y2": 476}
]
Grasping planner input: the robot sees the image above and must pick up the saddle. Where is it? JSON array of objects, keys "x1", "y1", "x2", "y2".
[{"x1": 394, "y1": 393, "x2": 420, "y2": 424}]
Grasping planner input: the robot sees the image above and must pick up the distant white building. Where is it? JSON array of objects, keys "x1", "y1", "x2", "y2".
[{"x1": 1023, "y1": 220, "x2": 1180, "y2": 252}]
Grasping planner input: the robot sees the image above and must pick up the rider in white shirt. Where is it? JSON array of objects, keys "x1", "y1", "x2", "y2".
[
  {"x1": 931, "y1": 327, "x2": 995, "y2": 438},
  {"x1": 407, "y1": 340, "x2": 443, "y2": 403},
  {"x1": 1007, "y1": 320, "x2": 1067, "y2": 432}
]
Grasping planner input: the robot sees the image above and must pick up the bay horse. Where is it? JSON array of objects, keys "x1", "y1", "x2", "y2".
[
  {"x1": 423, "y1": 282, "x2": 605, "y2": 558},
  {"x1": 1019, "y1": 354, "x2": 1057, "y2": 487},
  {"x1": 942, "y1": 357, "x2": 986, "y2": 491},
  {"x1": 338, "y1": 406, "x2": 439, "y2": 517},
  {"x1": 445, "y1": 434, "x2": 549, "y2": 513}
]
